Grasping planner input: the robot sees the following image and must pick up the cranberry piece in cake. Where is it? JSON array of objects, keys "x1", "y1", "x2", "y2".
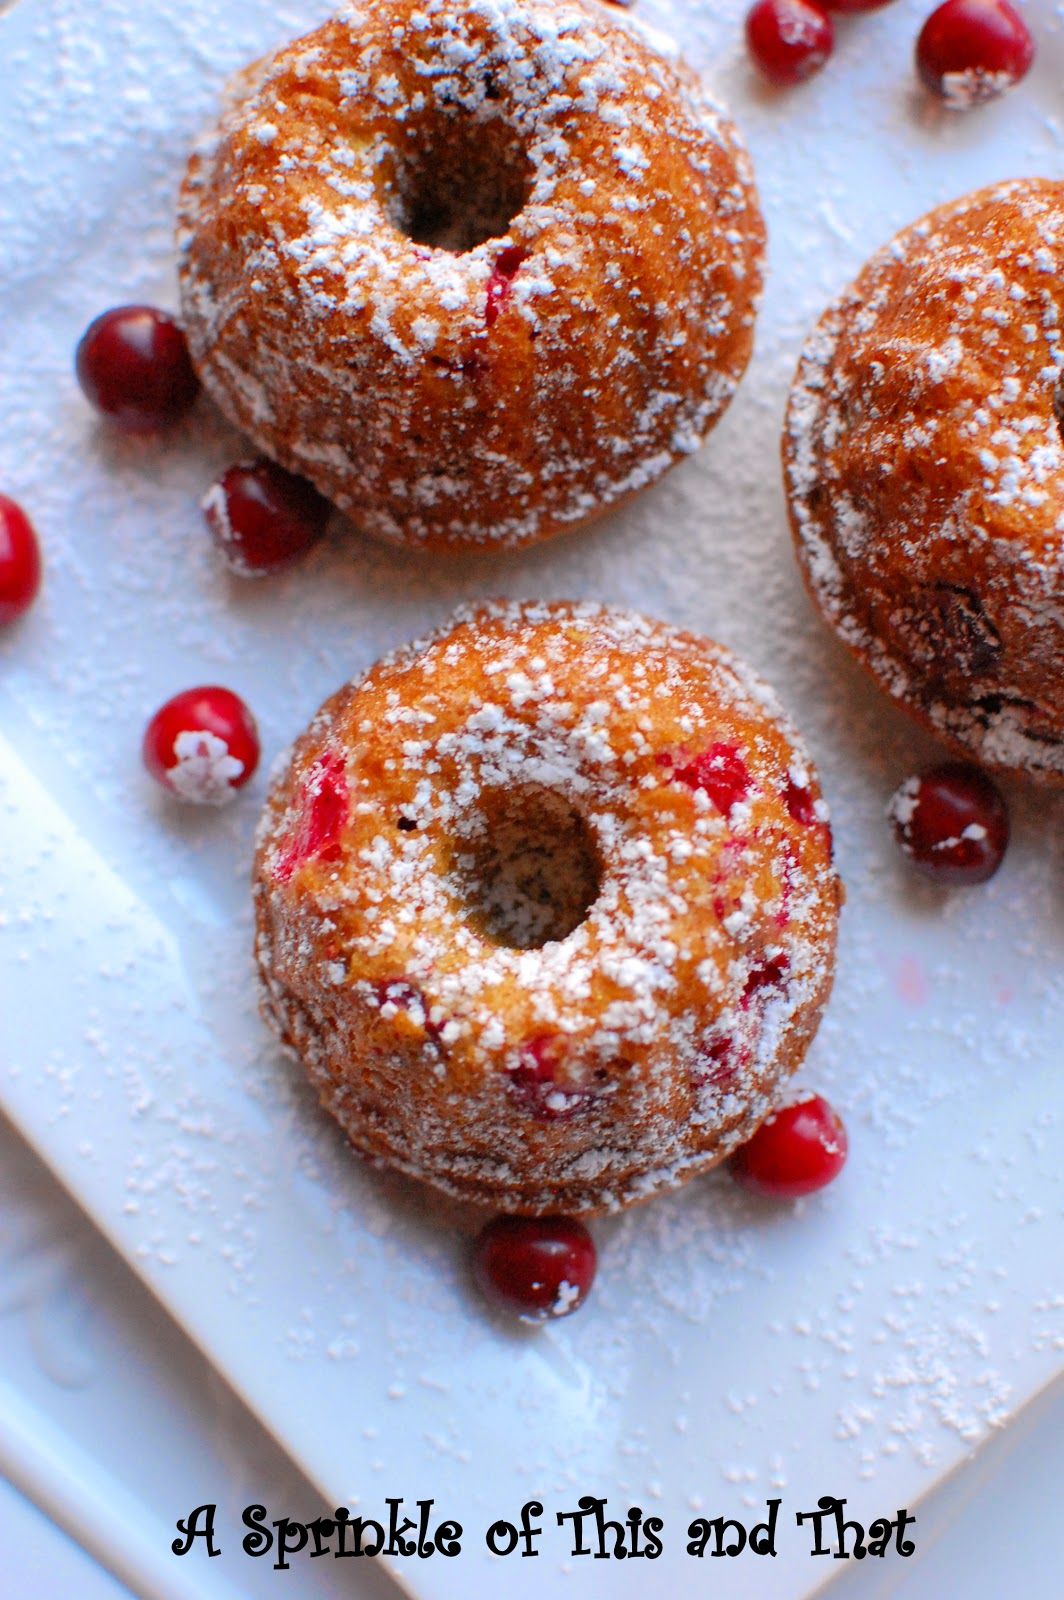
[
  {"x1": 484, "y1": 246, "x2": 528, "y2": 330},
  {"x1": 730, "y1": 1094, "x2": 848, "y2": 1198},
  {"x1": 746, "y1": 0, "x2": 834, "y2": 88},
  {"x1": 76, "y1": 306, "x2": 200, "y2": 432},
  {"x1": 889, "y1": 762, "x2": 1009, "y2": 886},
  {"x1": 673, "y1": 743, "x2": 752, "y2": 816},
  {"x1": 275, "y1": 751, "x2": 349, "y2": 882},
  {"x1": 143, "y1": 686, "x2": 260, "y2": 806},
  {"x1": 0, "y1": 495, "x2": 42, "y2": 625},
  {"x1": 916, "y1": 0, "x2": 1034, "y2": 108},
  {"x1": 472, "y1": 1215, "x2": 597, "y2": 1322},
  {"x1": 508, "y1": 1035, "x2": 595, "y2": 1121},
  {"x1": 203, "y1": 460, "x2": 330, "y2": 576}
]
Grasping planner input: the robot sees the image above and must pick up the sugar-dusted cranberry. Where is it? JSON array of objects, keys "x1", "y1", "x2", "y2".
[
  {"x1": 692, "y1": 1033, "x2": 741, "y2": 1095},
  {"x1": 784, "y1": 775, "x2": 819, "y2": 826},
  {"x1": 485, "y1": 246, "x2": 528, "y2": 329},
  {"x1": 889, "y1": 762, "x2": 1009, "y2": 886},
  {"x1": 746, "y1": 0, "x2": 834, "y2": 88},
  {"x1": 674, "y1": 743, "x2": 752, "y2": 816},
  {"x1": 916, "y1": 0, "x2": 1034, "y2": 107},
  {"x1": 509, "y1": 1035, "x2": 592, "y2": 1121},
  {"x1": 76, "y1": 306, "x2": 200, "y2": 433},
  {"x1": 0, "y1": 495, "x2": 42, "y2": 625},
  {"x1": 275, "y1": 751, "x2": 349, "y2": 882},
  {"x1": 203, "y1": 459, "x2": 330, "y2": 576},
  {"x1": 472, "y1": 1215, "x2": 597, "y2": 1322},
  {"x1": 374, "y1": 981, "x2": 446, "y2": 1047},
  {"x1": 143, "y1": 686, "x2": 259, "y2": 806},
  {"x1": 742, "y1": 950, "x2": 790, "y2": 1006},
  {"x1": 730, "y1": 1094, "x2": 848, "y2": 1199}
]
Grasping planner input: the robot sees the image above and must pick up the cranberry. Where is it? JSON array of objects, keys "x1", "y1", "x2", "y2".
[
  {"x1": 472, "y1": 1216, "x2": 597, "y2": 1322},
  {"x1": 509, "y1": 1035, "x2": 593, "y2": 1121},
  {"x1": 203, "y1": 459, "x2": 330, "y2": 576},
  {"x1": 730, "y1": 1094, "x2": 848, "y2": 1199},
  {"x1": 143, "y1": 686, "x2": 259, "y2": 806},
  {"x1": 374, "y1": 982, "x2": 446, "y2": 1047},
  {"x1": 276, "y1": 751, "x2": 349, "y2": 882},
  {"x1": 692, "y1": 1033, "x2": 741, "y2": 1094},
  {"x1": 673, "y1": 743, "x2": 752, "y2": 816},
  {"x1": 889, "y1": 762, "x2": 1009, "y2": 886},
  {"x1": 916, "y1": 0, "x2": 1034, "y2": 107},
  {"x1": 0, "y1": 495, "x2": 42, "y2": 624},
  {"x1": 75, "y1": 306, "x2": 199, "y2": 433},
  {"x1": 485, "y1": 246, "x2": 528, "y2": 329},
  {"x1": 821, "y1": 0, "x2": 892, "y2": 10},
  {"x1": 742, "y1": 951, "x2": 790, "y2": 1006},
  {"x1": 746, "y1": 0, "x2": 834, "y2": 87},
  {"x1": 784, "y1": 775, "x2": 820, "y2": 826}
]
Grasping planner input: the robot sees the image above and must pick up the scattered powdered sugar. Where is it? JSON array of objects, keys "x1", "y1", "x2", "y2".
[
  {"x1": 939, "y1": 70, "x2": 1017, "y2": 113},
  {"x1": 167, "y1": 728, "x2": 247, "y2": 804}
]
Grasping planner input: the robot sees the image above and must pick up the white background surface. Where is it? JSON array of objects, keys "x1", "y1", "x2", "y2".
[{"x1": 1, "y1": 0, "x2": 1062, "y2": 1595}]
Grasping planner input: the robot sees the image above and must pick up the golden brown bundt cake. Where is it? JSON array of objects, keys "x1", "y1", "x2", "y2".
[
  {"x1": 177, "y1": 0, "x2": 765, "y2": 552},
  {"x1": 253, "y1": 601, "x2": 841, "y2": 1215},
  {"x1": 785, "y1": 178, "x2": 1064, "y2": 784}
]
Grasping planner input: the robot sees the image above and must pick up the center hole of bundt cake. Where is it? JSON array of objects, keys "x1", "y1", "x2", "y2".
[
  {"x1": 451, "y1": 786, "x2": 602, "y2": 949},
  {"x1": 390, "y1": 111, "x2": 533, "y2": 254}
]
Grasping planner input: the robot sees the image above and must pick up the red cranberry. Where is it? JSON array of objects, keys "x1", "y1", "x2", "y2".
[
  {"x1": 472, "y1": 1215, "x2": 597, "y2": 1322},
  {"x1": 673, "y1": 743, "x2": 752, "y2": 816},
  {"x1": 746, "y1": 0, "x2": 834, "y2": 87},
  {"x1": 692, "y1": 1033, "x2": 741, "y2": 1094},
  {"x1": 75, "y1": 306, "x2": 199, "y2": 433},
  {"x1": 784, "y1": 775, "x2": 819, "y2": 826},
  {"x1": 821, "y1": 0, "x2": 892, "y2": 10},
  {"x1": 509, "y1": 1035, "x2": 592, "y2": 1121},
  {"x1": 730, "y1": 1094, "x2": 848, "y2": 1199},
  {"x1": 143, "y1": 686, "x2": 259, "y2": 806},
  {"x1": 203, "y1": 460, "x2": 330, "y2": 576},
  {"x1": 889, "y1": 762, "x2": 1009, "y2": 886},
  {"x1": 485, "y1": 246, "x2": 528, "y2": 329},
  {"x1": 742, "y1": 951, "x2": 790, "y2": 1006},
  {"x1": 916, "y1": 0, "x2": 1034, "y2": 107},
  {"x1": 374, "y1": 982, "x2": 447, "y2": 1048},
  {"x1": 0, "y1": 495, "x2": 42, "y2": 625},
  {"x1": 276, "y1": 751, "x2": 349, "y2": 882}
]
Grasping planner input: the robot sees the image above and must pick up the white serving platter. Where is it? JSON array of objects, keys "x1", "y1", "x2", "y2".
[{"x1": 1, "y1": 0, "x2": 1061, "y2": 1596}]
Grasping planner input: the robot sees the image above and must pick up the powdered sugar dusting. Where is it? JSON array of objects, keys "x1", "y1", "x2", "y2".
[{"x1": 167, "y1": 728, "x2": 247, "y2": 804}]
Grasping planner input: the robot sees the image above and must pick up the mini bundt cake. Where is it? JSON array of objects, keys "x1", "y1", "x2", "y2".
[
  {"x1": 785, "y1": 178, "x2": 1064, "y2": 784},
  {"x1": 177, "y1": 0, "x2": 765, "y2": 552},
  {"x1": 253, "y1": 601, "x2": 841, "y2": 1215}
]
